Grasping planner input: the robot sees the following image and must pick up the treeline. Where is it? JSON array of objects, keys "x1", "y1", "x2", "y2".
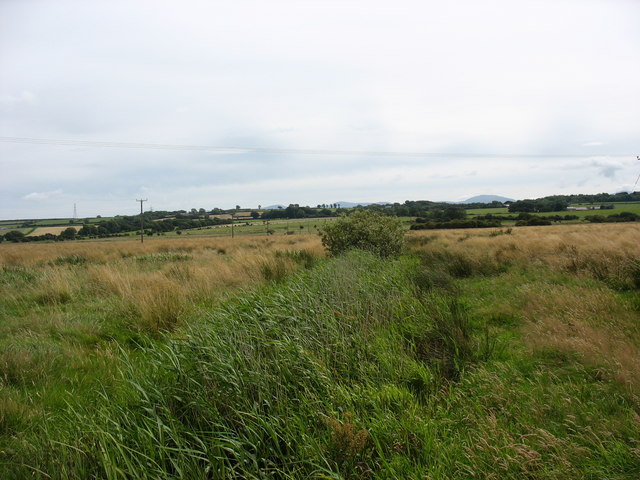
[
  {"x1": 410, "y1": 219, "x2": 502, "y2": 230},
  {"x1": 508, "y1": 191, "x2": 640, "y2": 213},
  {"x1": 476, "y1": 213, "x2": 580, "y2": 222},
  {"x1": 81, "y1": 214, "x2": 231, "y2": 236},
  {"x1": 508, "y1": 197, "x2": 569, "y2": 213},
  {"x1": 0, "y1": 227, "x2": 80, "y2": 243},
  {"x1": 410, "y1": 205, "x2": 502, "y2": 229},
  {"x1": 584, "y1": 212, "x2": 640, "y2": 223},
  {"x1": 261, "y1": 205, "x2": 336, "y2": 219},
  {"x1": 0, "y1": 214, "x2": 233, "y2": 243}
]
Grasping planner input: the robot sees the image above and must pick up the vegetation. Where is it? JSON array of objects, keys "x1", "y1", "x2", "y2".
[
  {"x1": 261, "y1": 204, "x2": 336, "y2": 220},
  {"x1": 319, "y1": 210, "x2": 405, "y2": 258},
  {"x1": 508, "y1": 197, "x2": 569, "y2": 213},
  {"x1": 1, "y1": 221, "x2": 638, "y2": 478},
  {"x1": 3, "y1": 192, "x2": 639, "y2": 244}
]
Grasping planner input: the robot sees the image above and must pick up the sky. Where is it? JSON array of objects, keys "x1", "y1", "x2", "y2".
[{"x1": 1, "y1": 0, "x2": 639, "y2": 219}]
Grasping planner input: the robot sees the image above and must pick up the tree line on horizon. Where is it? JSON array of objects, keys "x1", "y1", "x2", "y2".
[{"x1": 2, "y1": 191, "x2": 639, "y2": 243}]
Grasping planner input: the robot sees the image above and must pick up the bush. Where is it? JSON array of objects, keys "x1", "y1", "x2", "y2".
[{"x1": 319, "y1": 210, "x2": 405, "y2": 258}]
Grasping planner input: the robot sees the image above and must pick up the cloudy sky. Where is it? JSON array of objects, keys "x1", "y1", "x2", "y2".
[{"x1": 1, "y1": 0, "x2": 639, "y2": 219}]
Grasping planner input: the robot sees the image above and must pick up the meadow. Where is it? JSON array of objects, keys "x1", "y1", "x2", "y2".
[
  {"x1": 466, "y1": 202, "x2": 640, "y2": 221},
  {"x1": 1, "y1": 223, "x2": 639, "y2": 478}
]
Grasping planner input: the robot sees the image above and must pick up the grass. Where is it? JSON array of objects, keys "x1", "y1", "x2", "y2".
[
  {"x1": 1, "y1": 224, "x2": 639, "y2": 478},
  {"x1": 467, "y1": 202, "x2": 640, "y2": 221}
]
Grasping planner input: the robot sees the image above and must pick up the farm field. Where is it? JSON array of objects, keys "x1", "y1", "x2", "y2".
[
  {"x1": 175, "y1": 216, "x2": 337, "y2": 238},
  {"x1": 1, "y1": 223, "x2": 639, "y2": 478},
  {"x1": 466, "y1": 201, "x2": 640, "y2": 221},
  {"x1": 26, "y1": 225, "x2": 84, "y2": 236}
]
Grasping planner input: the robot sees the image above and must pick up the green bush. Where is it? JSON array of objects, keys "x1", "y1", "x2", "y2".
[{"x1": 319, "y1": 210, "x2": 405, "y2": 258}]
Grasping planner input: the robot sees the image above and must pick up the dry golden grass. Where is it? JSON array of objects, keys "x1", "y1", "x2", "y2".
[
  {"x1": 521, "y1": 284, "x2": 640, "y2": 387},
  {"x1": 0, "y1": 234, "x2": 325, "y2": 336},
  {"x1": 0, "y1": 234, "x2": 324, "y2": 267},
  {"x1": 408, "y1": 223, "x2": 640, "y2": 388},
  {"x1": 408, "y1": 223, "x2": 640, "y2": 284}
]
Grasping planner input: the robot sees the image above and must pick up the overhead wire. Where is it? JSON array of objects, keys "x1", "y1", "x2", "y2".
[{"x1": 0, "y1": 136, "x2": 636, "y2": 159}]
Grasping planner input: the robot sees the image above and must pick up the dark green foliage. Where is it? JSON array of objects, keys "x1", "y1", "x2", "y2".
[
  {"x1": 411, "y1": 219, "x2": 502, "y2": 230},
  {"x1": 58, "y1": 227, "x2": 77, "y2": 240},
  {"x1": 515, "y1": 216, "x2": 552, "y2": 226},
  {"x1": 261, "y1": 203, "x2": 336, "y2": 220},
  {"x1": 508, "y1": 197, "x2": 569, "y2": 213},
  {"x1": 319, "y1": 210, "x2": 405, "y2": 258},
  {"x1": 585, "y1": 211, "x2": 640, "y2": 223},
  {"x1": 3, "y1": 230, "x2": 25, "y2": 242}
]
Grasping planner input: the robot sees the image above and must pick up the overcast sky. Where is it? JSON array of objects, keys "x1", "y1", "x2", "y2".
[{"x1": 1, "y1": 0, "x2": 639, "y2": 219}]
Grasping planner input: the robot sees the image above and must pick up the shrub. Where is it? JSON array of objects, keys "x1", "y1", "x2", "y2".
[{"x1": 319, "y1": 210, "x2": 405, "y2": 258}]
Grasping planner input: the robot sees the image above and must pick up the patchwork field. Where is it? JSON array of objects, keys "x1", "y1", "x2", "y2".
[
  {"x1": 466, "y1": 202, "x2": 640, "y2": 220},
  {"x1": 26, "y1": 225, "x2": 84, "y2": 236},
  {"x1": 1, "y1": 223, "x2": 638, "y2": 478}
]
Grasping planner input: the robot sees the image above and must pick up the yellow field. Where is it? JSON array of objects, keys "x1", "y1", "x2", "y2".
[
  {"x1": 408, "y1": 222, "x2": 640, "y2": 387},
  {"x1": 27, "y1": 226, "x2": 83, "y2": 236}
]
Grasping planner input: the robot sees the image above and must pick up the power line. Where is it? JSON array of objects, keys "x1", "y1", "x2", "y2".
[
  {"x1": 136, "y1": 198, "x2": 147, "y2": 244},
  {"x1": 0, "y1": 136, "x2": 635, "y2": 159}
]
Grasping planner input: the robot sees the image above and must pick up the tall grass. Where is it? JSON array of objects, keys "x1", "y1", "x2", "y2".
[
  {"x1": 3, "y1": 245, "x2": 638, "y2": 479},
  {"x1": 2, "y1": 225, "x2": 639, "y2": 478},
  {"x1": 0, "y1": 235, "x2": 325, "y2": 476},
  {"x1": 4, "y1": 251, "x2": 479, "y2": 478}
]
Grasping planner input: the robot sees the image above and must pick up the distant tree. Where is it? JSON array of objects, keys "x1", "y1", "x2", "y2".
[
  {"x1": 59, "y1": 227, "x2": 77, "y2": 241},
  {"x1": 236, "y1": 205, "x2": 241, "y2": 210},
  {"x1": 4, "y1": 230, "x2": 25, "y2": 243}
]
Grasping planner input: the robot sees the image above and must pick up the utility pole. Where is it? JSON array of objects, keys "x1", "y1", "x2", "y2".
[{"x1": 136, "y1": 198, "x2": 147, "y2": 243}]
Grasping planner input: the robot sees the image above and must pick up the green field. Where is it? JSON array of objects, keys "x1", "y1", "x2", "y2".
[
  {"x1": 176, "y1": 217, "x2": 336, "y2": 238},
  {"x1": 467, "y1": 202, "x2": 640, "y2": 221},
  {"x1": 1, "y1": 223, "x2": 638, "y2": 478}
]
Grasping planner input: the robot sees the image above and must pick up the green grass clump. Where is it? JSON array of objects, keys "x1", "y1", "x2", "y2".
[
  {"x1": 2, "y1": 248, "x2": 638, "y2": 479},
  {"x1": 135, "y1": 252, "x2": 193, "y2": 263}
]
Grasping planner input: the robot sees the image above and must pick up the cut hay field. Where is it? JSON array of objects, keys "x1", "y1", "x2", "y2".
[
  {"x1": 1, "y1": 223, "x2": 639, "y2": 479},
  {"x1": 26, "y1": 225, "x2": 84, "y2": 236}
]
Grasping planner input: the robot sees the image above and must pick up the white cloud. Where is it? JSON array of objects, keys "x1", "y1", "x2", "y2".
[
  {"x1": 0, "y1": 90, "x2": 36, "y2": 105},
  {"x1": 1, "y1": 0, "x2": 639, "y2": 219},
  {"x1": 22, "y1": 189, "x2": 64, "y2": 201}
]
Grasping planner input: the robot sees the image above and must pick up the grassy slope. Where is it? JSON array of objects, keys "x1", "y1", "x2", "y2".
[{"x1": 1, "y1": 226, "x2": 639, "y2": 478}]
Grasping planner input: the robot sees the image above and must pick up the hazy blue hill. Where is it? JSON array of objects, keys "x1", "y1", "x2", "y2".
[{"x1": 461, "y1": 195, "x2": 514, "y2": 204}]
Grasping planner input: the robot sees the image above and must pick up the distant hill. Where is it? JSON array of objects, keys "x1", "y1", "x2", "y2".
[
  {"x1": 334, "y1": 201, "x2": 390, "y2": 208},
  {"x1": 263, "y1": 204, "x2": 286, "y2": 210},
  {"x1": 461, "y1": 195, "x2": 514, "y2": 204}
]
